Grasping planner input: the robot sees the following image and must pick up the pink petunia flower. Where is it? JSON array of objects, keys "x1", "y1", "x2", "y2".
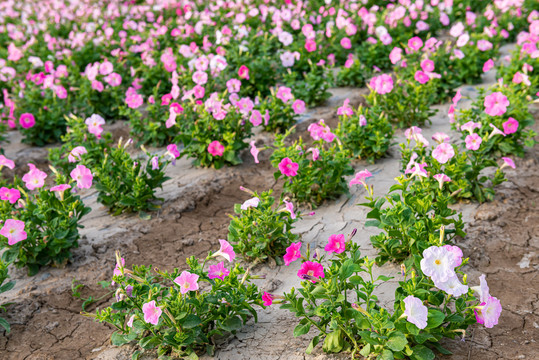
[
  {"x1": 278, "y1": 157, "x2": 299, "y2": 177},
  {"x1": 408, "y1": 36, "x2": 423, "y2": 51},
  {"x1": 241, "y1": 197, "x2": 260, "y2": 210},
  {"x1": 369, "y1": 74, "x2": 393, "y2": 94},
  {"x1": 442, "y1": 245, "x2": 463, "y2": 267},
  {"x1": 142, "y1": 300, "x2": 162, "y2": 325},
  {"x1": 208, "y1": 262, "x2": 230, "y2": 280},
  {"x1": 284, "y1": 200, "x2": 296, "y2": 219},
  {"x1": 421, "y1": 59, "x2": 435, "y2": 72},
  {"x1": 283, "y1": 242, "x2": 302, "y2": 266},
  {"x1": 0, "y1": 187, "x2": 21, "y2": 204},
  {"x1": 502, "y1": 117, "x2": 518, "y2": 135},
  {"x1": 166, "y1": 144, "x2": 180, "y2": 159},
  {"x1": 403, "y1": 295, "x2": 428, "y2": 329},
  {"x1": 238, "y1": 65, "x2": 250, "y2": 80},
  {"x1": 501, "y1": 157, "x2": 515, "y2": 170},
  {"x1": 174, "y1": 271, "x2": 200, "y2": 294},
  {"x1": 19, "y1": 113, "x2": 36, "y2": 129},
  {"x1": 324, "y1": 234, "x2": 346, "y2": 254},
  {"x1": 213, "y1": 239, "x2": 236, "y2": 262},
  {"x1": 433, "y1": 174, "x2": 451, "y2": 189},
  {"x1": 452, "y1": 89, "x2": 462, "y2": 106},
  {"x1": 208, "y1": 141, "x2": 225, "y2": 157},
  {"x1": 85, "y1": 114, "x2": 105, "y2": 138},
  {"x1": 22, "y1": 164, "x2": 47, "y2": 190},
  {"x1": 0, "y1": 155, "x2": 15, "y2": 169},
  {"x1": 305, "y1": 39, "x2": 317, "y2": 52},
  {"x1": 483, "y1": 59, "x2": 494, "y2": 72},
  {"x1": 389, "y1": 47, "x2": 402, "y2": 64},
  {"x1": 262, "y1": 292, "x2": 274, "y2": 306},
  {"x1": 349, "y1": 169, "x2": 372, "y2": 187},
  {"x1": 474, "y1": 296, "x2": 502, "y2": 328},
  {"x1": 0, "y1": 219, "x2": 27, "y2": 245},
  {"x1": 297, "y1": 261, "x2": 325, "y2": 283},
  {"x1": 50, "y1": 184, "x2": 71, "y2": 193},
  {"x1": 465, "y1": 133, "x2": 482, "y2": 151},
  {"x1": 484, "y1": 92, "x2": 509, "y2": 116},
  {"x1": 432, "y1": 143, "x2": 455, "y2": 164},
  {"x1": 435, "y1": 275, "x2": 469, "y2": 297},
  {"x1": 292, "y1": 99, "x2": 306, "y2": 114},
  {"x1": 414, "y1": 70, "x2": 430, "y2": 84},
  {"x1": 70, "y1": 165, "x2": 93, "y2": 189}
]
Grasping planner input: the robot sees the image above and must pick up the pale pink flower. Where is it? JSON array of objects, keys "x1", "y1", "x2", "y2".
[
  {"x1": 502, "y1": 117, "x2": 518, "y2": 134},
  {"x1": 435, "y1": 275, "x2": 469, "y2": 297},
  {"x1": 432, "y1": 143, "x2": 455, "y2": 164},
  {"x1": 92, "y1": 80, "x2": 104, "y2": 92},
  {"x1": 484, "y1": 92, "x2": 509, "y2": 116},
  {"x1": 324, "y1": 234, "x2": 346, "y2": 254},
  {"x1": 433, "y1": 174, "x2": 451, "y2": 189},
  {"x1": 278, "y1": 157, "x2": 299, "y2": 177},
  {"x1": 208, "y1": 141, "x2": 225, "y2": 157},
  {"x1": 276, "y1": 86, "x2": 294, "y2": 103},
  {"x1": 283, "y1": 242, "x2": 302, "y2": 266},
  {"x1": 297, "y1": 261, "x2": 324, "y2": 283},
  {"x1": 443, "y1": 245, "x2": 464, "y2": 267},
  {"x1": 501, "y1": 157, "x2": 516, "y2": 169},
  {"x1": 472, "y1": 274, "x2": 490, "y2": 303},
  {"x1": 249, "y1": 141, "x2": 260, "y2": 164},
  {"x1": 68, "y1": 146, "x2": 87, "y2": 163},
  {"x1": 477, "y1": 40, "x2": 493, "y2": 51},
  {"x1": 0, "y1": 155, "x2": 15, "y2": 169},
  {"x1": 126, "y1": 93, "x2": 143, "y2": 109},
  {"x1": 284, "y1": 200, "x2": 296, "y2": 219},
  {"x1": 127, "y1": 315, "x2": 135, "y2": 328},
  {"x1": 142, "y1": 300, "x2": 162, "y2": 325},
  {"x1": 241, "y1": 197, "x2": 260, "y2": 210},
  {"x1": 85, "y1": 114, "x2": 105, "y2": 138},
  {"x1": 389, "y1": 47, "x2": 402, "y2": 64},
  {"x1": 208, "y1": 262, "x2": 230, "y2": 280},
  {"x1": 488, "y1": 123, "x2": 506, "y2": 138},
  {"x1": 410, "y1": 163, "x2": 428, "y2": 178},
  {"x1": 50, "y1": 184, "x2": 71, "y2": 193},
  {"x1": 213, "y1": 239, "x2": 236, "y2": 262},
  {"x1": 250, "y1": 110, "x2": 262, "y2": 126},
  {"x1": 0, "y1": 219, "x2": 27, "y2": 246},
  {"x1": 420, "y1": 246, "x2": 457, "y2": 283},
  {"x1": 369, "y1": 74, "x2": 393, "y2": 94},
  {"x1": 22, "y1": 164, "x2": 47, "y2": 190},
  {"x1": 226, "y1": 79, "x2": 241, "y2": 93},
  {"x1": 359, "y1": 115, "x2": 367, "y2": 127},
  {"x1": 174, "y1": 271, "x2": 200, "y2": 294},
  {"x1": 452, "y1": 89, "x2": 462, "y2": 106},
  {"x1": 70, "y1": 165, "x2": 93, "y2": 189},
  {"x1": 308, "y1": 148, "x2": 320, "y2": 161},
  {"x1": 432, "y1": 132, "x2": 450, "y2": 143},
  {"x1": 349, "y1": 169, "x2": 372, "y2": 187},
  {"x1": 0, "y1": 187, "x2": 21, "y2": 204},
  {"x1": 337, "y1": 99, "x2": 354, "y2": 116},
  {"x1": 403, "y1": 295, "x2": 428, "y2": 329},
  {"x1": 461, "y1": 121, "x2": 482, "y2": 133},
  {"x1": 465, "y1": 133, "x2": 482, "y2": 151}
]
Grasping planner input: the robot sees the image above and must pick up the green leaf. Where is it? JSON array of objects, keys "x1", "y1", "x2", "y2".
[
  {"x1": 359, "y1": 343, "x2": 371, "y2": 357},
  {"x1": 111, "y1": 332, "x2": 137, "y2": 346},
  {"x1": 293, "y1": 322, "x2": 311, "y2": 337},
  {"x1": 183, "y1": 314, "x2": 202, "y2": 329},
  {"x1": 426, "y1": 309, "x2": 445, "y2": 329},
  {"x1": 221, "y1": 316, "x2": 243, "y2": 332},
  {"x1": 305, "y1": 335, "x2": 320, "y2": 354},
  {"x1": 380, "y1": 349, "x2": 395, "y2": 360},
  {"x1": 387, "y1": 331, "x2": 408, "y2": 352},
  {"x1": 139, "y1": 335, "x2": 160, "y2": 349},
  {"x1": 410, "y1": 345, "x2": 435, "y2": 360},
  {"x1": 322, "y1": 330, "x2": 344, "y2": 353},
  {"x1": 0, "y1": 317, "x2": 10, "y2": 333}
]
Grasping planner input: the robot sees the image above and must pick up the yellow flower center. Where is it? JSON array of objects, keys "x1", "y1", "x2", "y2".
[{"x1": 435, "y1": 259, "x2": 441, "y2": 265}]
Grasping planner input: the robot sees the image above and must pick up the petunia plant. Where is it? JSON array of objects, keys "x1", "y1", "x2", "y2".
[
  {"x1": 273, "y1": 231, "x2": 501, "y2": 359},
  {"x1": 89, "y1": 243, "x2": 264, "y2": 359},
  {"x1": 227, "y1": 187, "x2": 300, "y2": 264},
  {"x1": 335, "y1": 100, "x2": 394, "y2": 163},
  {"x1": 0, "y1": 258, "x2": 14, "y2": 332},
  {"x1": 269, "y1": 124, "x2": 354, "y2": 208},
  {"x1": 0, "y1": 167, "x2": 91, "y2": 275}
]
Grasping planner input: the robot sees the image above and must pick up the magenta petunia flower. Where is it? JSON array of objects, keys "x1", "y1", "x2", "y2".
[
  {"x1": 0, "y1": 187, "x2": 21, "y2": 204},
  {"x1": 208, "y1": 141, "x2": 225, "y2": 157},
  {"x1": 22, "y1": 164, "x2": 47, "y2": 190},
  {"x1": 19, "y1": 113, "x2": 35, "y2": 129},
  {"x1": 305, "y1": 39, "x2": 317, "y2": 52},
  {"x1": 369, "y1": 74, "x2": 393, "y2": 95},
  {"x1": 349, "y1": 169, "x2": 372, "y2": 187},
  {"x1": 432, "y1": 143, "x2": 455, "y2": 164},
  {"x1": 421, "y1": 59, "x2": 435, "y2": 73},
  {"x1": 408, "y1": 36, "x2": 423, "y2": 51},
  {"x1": 213, "y1": 239, "x2": 236, "y2": 262},
  {"x1": 174, "y1": 271, "x2": 200, "y2": 294},
  {"x1": 337, "y1": 99, "x2": 354, "y2": 117},
  {"x1": 278, "y1": 157, "x2": 299, "y2": 177},
  {"x1": 0, "y1": 219, "x2": 27, "y2": 246},
  {"x1": 465, "y1": 133, "x2": 482, "y2": 151},
  {"x1": 340, "y1": 37, "x2": 351, "y2": 49},
  {"x1": 283, "y1": 242, "x2": 302, "y2": 266},
  {"x1": 70, "y1": 165, "x2": 93, "y2": 189},
  {"x1": 208, "y1": 262, "x2": 230, "y2": 280},
  {"x1": 166, "y1": 144, "x2": 180, "y2": 159},
  {"x1": 50, "y1": 184, "x2": 71, "y2": 193},
  {"x1": 420, "y1": 246, "x2": 457, "y2": 283},
  {"x1": 502, "y1": 117, "x2": 519, "y2": 135},
  {"x1": 297, "y1": 261, "x2": 325, "y2": 283},
  {"x1": 238, "y1": 65, "x2": 250, "y2": 80},
  {"x1": 484, "y1": 92, "x2": 509, "y2": 117},
  {"x1": 249, "y1": 110, "x2": 262, "y2": 127},
  {"x1": 324, "y1": 234, "x2": 346, "y2": 254},
  {"x1": 452, "y1": 89, "x2": 462, "y2": 106},
  {"x1": 474, "y1": 296, "x2": 502, "y2": 328},
  {"x1": 403, "y1": 295, "x2": 428, "y2": 329},
  {"x1": 276, "y1": 86, "x2": 294, "y2": 103},
  {"x1": 262, "y1": 292, "x2": 274, "y2": 306},
  {"x1": 142, "y1": 300, "x2": 162, "y2": 325},
  {"x1": 483, "y1": 59, "x2": 494, "y2": 72}
]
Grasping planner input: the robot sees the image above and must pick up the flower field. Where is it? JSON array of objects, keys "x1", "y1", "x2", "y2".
[{"x1": 0, "y1": 0, "x2": 538, "y2": 359}]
